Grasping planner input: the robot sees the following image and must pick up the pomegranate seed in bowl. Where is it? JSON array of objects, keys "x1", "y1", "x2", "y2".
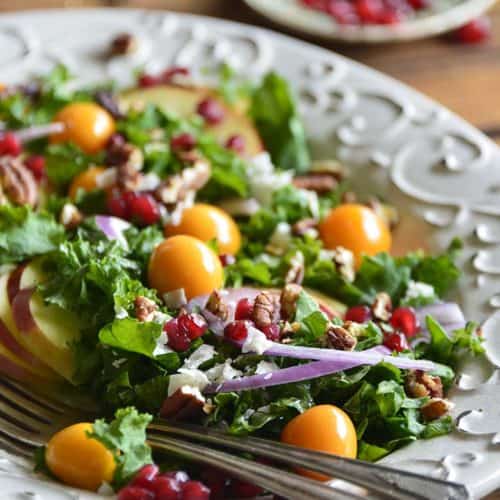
[
  {"x1": 390, "y1": 307, "x2": 419, "y2": 337},
  {"x1": 224, "y1": 320, "x2": 250, "y2": 342},
  {"x1": 345, "y1": 305, "x2": 372, "y2": 323}
]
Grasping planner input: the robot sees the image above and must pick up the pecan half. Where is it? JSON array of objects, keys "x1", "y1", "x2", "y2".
[
  {"x1": 309, "y1": 159, "x2": 346, "y2": 180},
  {"x1": 134, "y1": 296, "x2": 158, "y2": 322},
  {"x1": 280, "y1": 283, "x2": 303, "y2": 321},
  {"x1": 285, "y1": 251, "x2": 305, "y2": 285},
  {"x1": 59, "y1": 203, "x2": 83, "y2": 229},
  {"x1": 292, "y1": 174, "x2": 338, "y2": 194},
  {"x1": 406, "y1": 370, "x2": 443, "y2": 399},
  {"x1": 292, "y1": 218, "x2": 318, "y2": 237},
  {"x1": 332, "y1": 246, "x2": 355, "y2": 283},
  {"x1": 252, "y1": 292, "x2": 280, "y2": 329},
  {"x1": 421, "y1": 398, "x2": 453, "y2": 421},
  {"x1": 110, "y1": 32, "x2": 138, "y2": 56},
  {"x1": 326, "y1": 324, "x2": 357, "y2": 351},
  {"x1": 371, "y1": 292, "x2": 392, "y2": 321},
  {"x1": 117, "y1": 162, "x2": 143, "y2": 191},
  {"x1": 0, "y1": 157, "x2": 38, "y2": 207},
  {"x1": 160, "y1": 386, "x2": 206, "y2": 421},
  {"x1": 205, "y1": 290, "x2": 228, "y2": 321}
]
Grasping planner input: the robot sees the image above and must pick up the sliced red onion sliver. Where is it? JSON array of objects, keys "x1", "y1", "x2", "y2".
[
  {"x1": 94, "y1": 215, "x2": 131, "y2": 247},
  {"x1": 205, "y1": 346, "x2": 390, "y2": 393},
  {"x1": 415, "y1": 303, "x2": 465, "y2": 328},
  {"x1": 14, "y1": 122, "x2": 65, "y2": 142}
]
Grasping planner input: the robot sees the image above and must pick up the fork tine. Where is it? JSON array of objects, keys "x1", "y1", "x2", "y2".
[
  {"x1": 148, "y1": 434, "x2": 366, "y2": 500},
  {"x1": 0, "y1": 414, "x2": 44, "y2": 446},
  {"x1": 0, "y1": 429, "x2": 36, "y2": 458}
]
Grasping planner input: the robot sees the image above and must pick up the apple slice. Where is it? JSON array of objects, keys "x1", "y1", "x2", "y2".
[
  {"x1": 120, "y1": 85, "x2": 263, "y2": 156},
  {"x1": 0, "y1": 340, "x2": 46, "y2": 385},
  {"x1": 6, "y1": 263, "x2": 81, "y2": 382}
]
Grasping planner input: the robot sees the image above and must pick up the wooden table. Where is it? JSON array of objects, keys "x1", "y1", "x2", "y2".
[{"x1": 1, "y1": 0, "x2": 499, "y2": 497}]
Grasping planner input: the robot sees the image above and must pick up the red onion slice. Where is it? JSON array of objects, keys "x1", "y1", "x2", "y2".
[
  {"x1": 415, "y1": 303, "x2": 465, "y2": 328},
  {"x1": 13, "y1": 122, "x2": 65, "y2": 142},
  {"x1": 94, "y1": 215, "x2": 131, "y2": 247},
  {"x1": 205, "y1": 346, "x2": 390, "y2": 393}
]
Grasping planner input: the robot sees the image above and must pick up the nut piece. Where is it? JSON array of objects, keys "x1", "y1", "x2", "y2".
[
  {"x1": 284, "y1": 251, "x2": 305, "y2": 285},
  {"x1": 406, "y1": 370, "x2": 443, "y2": 399},
  {"x1": 0, "y1": 157, "x2": 38, "y2": 207},
  {"x1": 280, "y1": 283, "x2": 303, "y2": 321},
  {"x1": 292, "y1": 174, "x2": 338, "y2": 194},
  {"x1": 252, "y1": 292, "x2": 280, "y2": 329},
  {"x1": 59, "y1": 203, "x2": 83, "y2": 229},
  {"x1": 110, "y1": 32, "x2": 137, "y2": 56},
  {"x1": 310, "y1": 159, "x2": 346, "y2": 180},
  {"x1": 332, "y1": 246, "x2": 356, "y2": 283},
  {"x1": 160, "y1": 386, "x2": 206, "y2": 421},
  {"x1": 326, "y1": 324, "x2": 357, "y2": 351},
  {"x1": 421, "y1": 398, "x2": 453, "y2": 421},
  {"x1": 117, "y1": 162, "x2": 143, "y2": 191},
  {"x1": 292, "y1": 218, "x2": 318, "y2": 237},
  {"x1": 205, "y1": 290, "x2": 228, "y2": 321},
  {"x1": 371, "y1": 292, "x2": 392, "y2": 322},
  {"x1": 134, "y1": 296, "x2": 158, "y2": 323}
]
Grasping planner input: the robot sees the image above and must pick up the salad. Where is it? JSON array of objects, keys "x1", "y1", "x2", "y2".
[{"x1": 0, "y1": 35, "x2": 483, "y2": 499}]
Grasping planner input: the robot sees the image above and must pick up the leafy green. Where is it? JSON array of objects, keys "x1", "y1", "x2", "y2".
[
  {"x1": 88, "y1": 407, "x2": 153, "y2": 488},
  {"x1": 251, "y1": 72, "x2": 310, "y2": 172},
  {"x1": 99, "y1": 318, "x2": 162, "y2": 358},
  {"x1": 0, "y1": 205, "x2": 66, "y2": 264}
]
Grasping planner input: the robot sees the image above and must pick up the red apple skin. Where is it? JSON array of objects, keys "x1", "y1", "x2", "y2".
[
  {"x1": 0, "y1": 348, "x2": 40, "y2": 384},
  {"x1": 7, "y1": 264, "x2": 26, "y2": 304},
  {"x1": 11, "y1": 288, "x2": 37, "y2": 333},
  {"x1": 0, "y1": 316, "x2": 53, "y2": 373}
]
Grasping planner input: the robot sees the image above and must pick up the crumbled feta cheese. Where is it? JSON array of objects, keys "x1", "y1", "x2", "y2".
[
  {"x1": 163, "y1": 288, "x2": 187, "y2": 309},
  {"x1": 247, "y1": 152, "x2": 293, "y2": 207},
  {"x1": 182, "y1": 345, "x2": 216, "y2": 370},
  {"x1": 168, "y1": 368, "x2": 209, "y2": 396},
  {"x1": 242, "y1": 327, "x2": 273, "y2": 355},
  {"x1": 268, "y1": 222, "x2": 292, "y2": 253},
  {"x1": 205, "y1": 359, "x2": 242, "y2": 384},
  {"x1": 405, "y1": 280, "x2": 436, "y2": 301},
  {"x1": 153, "y1": 330, "x2": 174, "y2": 357},
  {"x1": 255, "y1": 360, "x2": 280, "y2": 375},
  {"x1": 301, "y1": 189, "x2": 320, "y2": 219},
  {"x1": 95, "y1": 167, "x2": 117, "y2": 189},
  {"x1": 97, "y1": 482, "x2": 115, "y2": 496},
  {"x1": 152, "y1": 311, "x2": 170, "y2": 325},
  {"x1": 137, "y1": 172, "x2": 161, "y2": 191}
]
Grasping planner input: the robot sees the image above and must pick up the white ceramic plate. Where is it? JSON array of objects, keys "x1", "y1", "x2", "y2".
[
  {"x1": 244, "y1": 0, "x2": 497, "y2": 43},
  {"x1": 1, "y1": 8, "x2": 500, "y2": 499}
]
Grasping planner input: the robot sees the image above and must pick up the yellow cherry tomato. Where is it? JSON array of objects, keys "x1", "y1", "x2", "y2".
[
  {"x1": 68, "y1": 166, "x2": 106, "y2": 199},
  {"x1": 281, "y1": 405, "x2": 357, "y2": 481},
  {"x1": 45, "y1": 423, "x2": 116, "y2": 491},
  {"x1": 319, "y1": 203, "x2": 391, "y2": 268},
  {"x1": 51, "y1": 102, "x2": 115, "y2": 154},
  {"x1": 164, "y1": 204, "x2": 241, "y2": 256},
  {"x1": 148, "y1": 235, "x2": 223, "y2": 300}
]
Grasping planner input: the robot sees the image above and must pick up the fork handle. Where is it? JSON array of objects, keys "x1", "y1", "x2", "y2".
[
  {"x1": 149, "y1": 421, "x2": 469, "y2": 500},
  {"x1": 147, "y1": 434, "x2": 366, "y2": 500}
]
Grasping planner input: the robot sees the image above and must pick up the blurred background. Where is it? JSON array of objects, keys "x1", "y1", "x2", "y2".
[{"x1": 0, "y1": 0, "x2": 498, "y2": 144}]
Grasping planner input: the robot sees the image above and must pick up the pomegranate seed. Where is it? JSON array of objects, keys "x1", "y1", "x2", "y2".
[
  {"x1": 229, "y1": 479, "x2": 264, "y2": 498},
  {"x1": 128, "y1": 193, "x2": 160, "y2": 226},
  {"x1": 0, "y1": 132, "x2": 21, "y2": 156},
  {"x1": 390, "y1": 307, "x2": 419, "y2": 338},
  {"x1": 262, "y1": 323, "x2": 281, "y2": 341},
  {"x1": 455, "y1": 17, "x2": 491, "y2": 44},
  {"x1": 178, "y1": 313, "x2": 207, "y2": 340},
  {"x1": 407, "y1": 0, "x2": 428, "y2": 9},
  {"x1": 117, "y1": 486, "x2": 154, "y2": 500},
  {"x1": 24, "y1": 155, "x2": 45, "y2": 181},
  {"x1": 130, "y1": 464, "x2": 159, "y2": 488},
  {"x1": 200, "y1": 468, "x2": 228, "y2": 499},
  {"x1": 164, "y1": 319, "x2": 191, "y2": 352},
  {"x1": 225, "y1": 134, "x2": 245, "y2": 153},
  {"x1": 181, "y1": 480, "x2": 211, "y2": 500},
  {"x1": 107, "y1": 191, "x2": 129, "y2": 219},
  {"x1": 345, "y1": 305, "x2": 372, "y2": 323},
  {"x1": 138, "y1": 74, "x2": 160, "y2": 88},
  {"x1": 235, "y1": 298, "x2": 254, "y2": 321},
  {"x1": 219, "y1": 254, "x2": 236, "y2": 267},
  {"x1": 107, "y1": 132, "x2": 126, "y2": 149},
  {"x1": 162, "y1": 471, "x2": 189, "y2": 483},
  {"x1": 383, "y1": 332, "x2": 409, "y2": 352},
  {"x1": 224, "y1": 320, "x2": 250, "y2": 342},
  {"x1": 161, "y1": 66, "x2": 190, "y2": 83},
  {"x1": 171, "y1": 133, "x2": 196, "y2": 152},
  {"x1": 196, "y1": 98, "x2": 225, "y2": 125},
  {"x1": 151, "y1": 475, "x2": 181, "y2": 499},
  {"x1": 356, "y1": 0, "x2": 383, "y2": 23}
]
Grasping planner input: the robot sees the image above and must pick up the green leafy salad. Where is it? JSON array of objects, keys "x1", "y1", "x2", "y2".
[{"x1": 0, "y1": 60, "x2": 483, "y2": 496}]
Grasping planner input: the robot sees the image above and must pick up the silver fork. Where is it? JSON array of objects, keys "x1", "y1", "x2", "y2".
[{"x1": 0, "y1": 377, "x2": 469, "y2": 500}]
